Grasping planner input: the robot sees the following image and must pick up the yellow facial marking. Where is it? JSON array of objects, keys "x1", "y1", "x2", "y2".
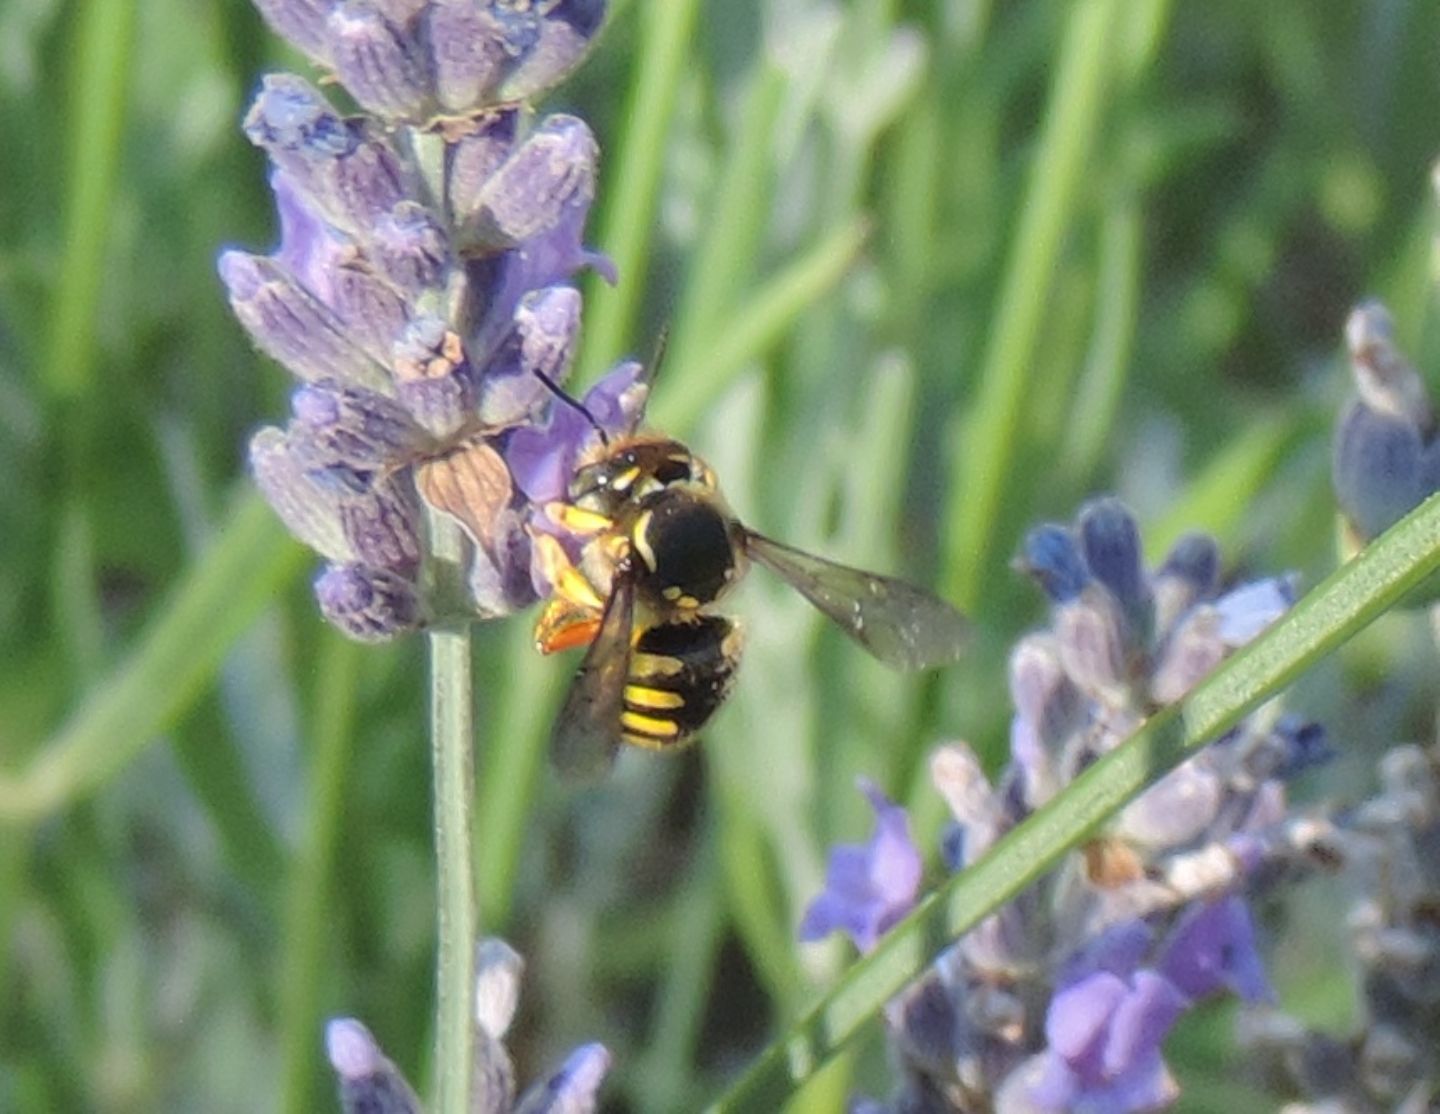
[
  {"x1": 610, "y1": 466, "x2": 642, "y2": 492},
  {"x1": 620, "y1": 710, "x2": 679, "y2": 738},
  {"x1": 625, "y1": 685, "x2": 685, "y2": 711}
]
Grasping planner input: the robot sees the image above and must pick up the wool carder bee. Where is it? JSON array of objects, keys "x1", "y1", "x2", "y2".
[{"x1": 531, "y1": 430, "x2": 968, "y2": 782}]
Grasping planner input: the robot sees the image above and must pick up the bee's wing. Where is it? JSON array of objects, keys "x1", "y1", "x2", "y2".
[
  {"x1": 548, "y1": 562, "x2": 637, "y2": 782},
  {"x1": 740, "y1": 530, "x2": 968, "y2": 671}
]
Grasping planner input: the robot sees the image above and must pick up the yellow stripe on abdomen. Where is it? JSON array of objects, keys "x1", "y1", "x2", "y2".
[
  {"x1": 625, "y1": 685, "x2": 685, "y2": 711},
  {"x1": 620, "y1": 710, "x2": 679, "y2": 740}
]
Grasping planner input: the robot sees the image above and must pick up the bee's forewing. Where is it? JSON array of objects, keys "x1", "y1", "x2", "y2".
[
  {"x1": 548, "y1": 565, "x2": 637, "y2": 782},
  {"x1": 740, "y1": 530, "x2": 968, "y2": 671}
]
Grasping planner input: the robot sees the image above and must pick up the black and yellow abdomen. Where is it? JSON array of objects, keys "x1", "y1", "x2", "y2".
[{"x1": 620, "y1": 615, "x2": 744, "y2": 749}]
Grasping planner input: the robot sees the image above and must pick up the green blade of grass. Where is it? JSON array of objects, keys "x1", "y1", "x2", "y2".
[
  {"x1": 0, "y1": 493, "x2": 307, "y2": 826},
  {"x1": 45, "y1": 0, "x2": 138, "y2": 404},
  {"x1": 709, "y1": 489, "x2": 1440, "y2": 1111},
  {"x1": 278, "y1": 632, "x2": 363, "y2": 1114},
  {"x1": 578, "y1": 0, "x2": 703, "y2": 383},
  {"x1": 941, "y1": 0, "x2": 1125, "y2": 612}
]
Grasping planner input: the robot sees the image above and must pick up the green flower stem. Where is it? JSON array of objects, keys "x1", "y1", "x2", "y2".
[
  {"x1": 279, "y1": 632, "x2": 363, "y2": 1114},
  {"x1": 0, "y1": 492, "x2": 307, "y2": 825},
  {"x1": 941, "y1": 0, "x2": 1123, "y2": 612},
  {"x1": 428, "y1": 513, "x2": 478, "y2": 1114},
  {"x1": 710, "y1": 490, "x2": 1440, "y2": 1112}
]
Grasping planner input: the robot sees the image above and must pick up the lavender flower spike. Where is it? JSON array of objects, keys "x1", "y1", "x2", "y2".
[
  {"x1": 799, "y1": 779, "x2": 922, "y2": 954},
  {"x1": 228, "y1": 0, "x2": 626, "y2": 640}
]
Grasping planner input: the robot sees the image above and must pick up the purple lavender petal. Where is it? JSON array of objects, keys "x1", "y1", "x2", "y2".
[
  {"x1": 798, "y1": 779, "x2": 922, "y2": 953},
  {"x1": 1159, "y1": 896, "x2": 1272, "y2": 1003},
  {"x1": 1101, "y1": 971, "x2": 1188, "y2": 1079},
  {"x1": 505, "y1": 362, "x2": 646, "y2": 505}
]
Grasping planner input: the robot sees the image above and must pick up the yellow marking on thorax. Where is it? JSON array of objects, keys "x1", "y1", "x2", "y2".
[
  {"x1": 630, "y1": 510, "x2": 657, "y2": 571},
  {"x1": 625, "y1": 685, "x2": 685, "y2": 711},
  {"x1": 620, "y1": 710, "x2": 679, "y2": 738}
]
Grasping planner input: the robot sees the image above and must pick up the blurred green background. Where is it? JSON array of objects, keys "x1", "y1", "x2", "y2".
[{"x1": 3, "y1": 0, "x2": 1440, "y2": 1110}]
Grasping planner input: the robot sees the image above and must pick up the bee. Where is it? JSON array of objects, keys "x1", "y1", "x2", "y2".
[{"x1": 531, "y1": 431, "x2": 968, "y2": 782}]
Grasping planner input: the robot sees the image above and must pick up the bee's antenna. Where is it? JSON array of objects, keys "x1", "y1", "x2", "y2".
[
  {"x1": 645, "y1": 325, "x2": 671, "y2": 392},
  {"x1": 534, "y1": 369, "x2": 610, "y2": 446}
]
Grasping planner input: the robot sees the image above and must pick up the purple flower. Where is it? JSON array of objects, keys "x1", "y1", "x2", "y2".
[
  {"x1": 1027, "y1": 969, "x2": 1186, "y2": 1113},
  {"x1": 1159, "y1": 896, "x2": 1271, "y2": 1004},
  {"x1": 799, "y1": 780, "x2": 923, "y2": 954}
]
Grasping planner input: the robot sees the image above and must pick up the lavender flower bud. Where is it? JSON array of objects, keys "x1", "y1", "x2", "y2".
[
  {"x1": 514, "y1": 1043, "x2": 612, "y2": 1114},
  {"x1": 475, "y1": 938, "x2": 525, "y2": 1039},
  {"x1": 340, "y1": 475, "x2": 423, "y2": 574},
  {"x1": 427, "y1": 1, "x2": 511, "y2": 111},
  {"x1": 1077, "y1": 497, "x2": 1148, "y2": 616},
  {"x1": 478, "y1": 286, "x2": 582, "y2": 425},
  {"x1": 1333, "y1": 300, "x2": 1440, "y2": 546},
  {"x1": 220, "y1": 251, "x2": 388, "y2": 390},
  {"x1": 250, "y1": 426, "x2": 353, "y2": 560},
  {"x1": 445, "y1": 109, "x2": 521, "y2": 216},
  {"x1": 325, "y1": 1018, "x2": 423, "y2": 1114},
  {"x1": 367, "y1": 201, "x2": 449, "y2": 296},
  {"x1": 1054, "y1": 589, "x2": 1130, "y2": 700},
  {"x1": 253, "y1": 0, "x2": 333, "y2": 61},
  {"x1": 245, "y1": 75, "x2": 409, "y2": 238},
  {"x1": 454, "y1": 115, "x2": 598, "y2": 254},
  {"x1": 393, "y1": 315, "x2": 476, "y2": 438},
  {"x1": 1152, "y1": 533, "x2": 1219, "y2": 635},
  {"x1": 315, "y1": 562, "x2": 423, "y2": 641},
  {"x1": 291, "y1": 382, "x2": 427, "y2": 471},
  {"x1": 498, "y1": 0, "x2": 609, "y2": 104},
  {"x1": 325, "y1": 262, "x2": 412, "y2": 365},
  {"x1": 1017, "y1": 524, "x2": 1089, "y2": 603},
  {"x1": 326, "y1": 1, "x2": 434, "y2": 121},
  {"x1": 1149, "y1": 606, "x2": 1224, "y2": 704}
]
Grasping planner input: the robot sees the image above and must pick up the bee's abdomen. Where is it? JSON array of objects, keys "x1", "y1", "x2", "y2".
[{"x1": 621, "y1": 616, "x2": 743, "y2": 750}]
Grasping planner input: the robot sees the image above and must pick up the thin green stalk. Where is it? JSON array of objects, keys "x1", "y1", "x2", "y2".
[
  {"x1": 710, "y1": 490, "x2": 1440, "y2": 1111},
  {"x1": 941, "y1": 0, "x2": 1124, "y2": 612},
  {"x1": 578, "y1": 0, "x2": 702, "y2": 383},
  {"x1": 45, "y1": 0, "x2": 137, "y2": 403},
  {"x1": 279, "y1": 633, "x2": 363, "y2": 1114},
  {"x1": 428, "y1": 514, "x2": 477, "y2": 1114},
  {"x1": 0, "y1": 493, "x2": 307, "y2": 825}
]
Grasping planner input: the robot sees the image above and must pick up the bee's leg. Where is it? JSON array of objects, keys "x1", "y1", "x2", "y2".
[
  {"x1": 534, "y1": 597, "x2": 603, "y2": 654},
  {"x1": 532, "y1": 533, "x2": 606, "y2": 611},
  {"x1": 544, "y1": 502, "x2": 613, "y2": 536}
]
